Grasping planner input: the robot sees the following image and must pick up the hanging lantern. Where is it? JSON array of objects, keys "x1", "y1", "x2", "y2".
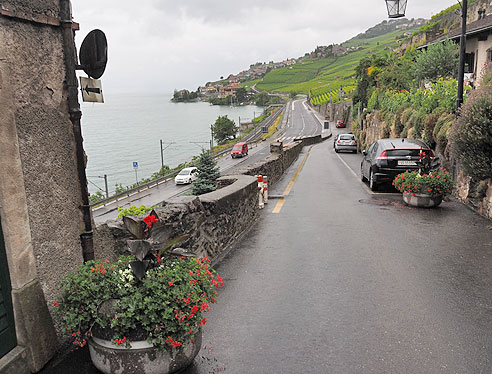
[{"x1": 385, "y1": 0, "x2": 407, "y2": 18}]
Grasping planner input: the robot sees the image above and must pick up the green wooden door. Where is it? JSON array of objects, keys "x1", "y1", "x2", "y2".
[{"x1": 0, "y1": 216, "x2": 17, "y2": 358}]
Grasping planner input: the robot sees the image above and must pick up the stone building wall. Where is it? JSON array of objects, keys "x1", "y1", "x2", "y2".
[{"x1": 0, "y1": 1, "x2": 86, "y2": 372}]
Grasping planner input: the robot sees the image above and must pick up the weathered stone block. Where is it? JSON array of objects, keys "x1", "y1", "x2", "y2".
[
  {"x1": 11, "y1": 280, "x2": 58, "y2": 372},
  {"x1": 0, "y1": 346, "x2": 30, "y2": 374}
]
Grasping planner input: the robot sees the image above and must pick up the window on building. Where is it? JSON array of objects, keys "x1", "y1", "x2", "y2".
[{"x1": 465, "y1": 52, "x2": 475, "y2": 73}]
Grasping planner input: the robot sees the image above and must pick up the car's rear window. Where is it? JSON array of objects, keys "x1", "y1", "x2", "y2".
[
  {"x1": 386, "y1": 149, "x2": 422, "y2": 157},
  {"x1": 340, "y1": 135, "x2": 354, "y2": 140},
  {"x1": 179, "y1": 170, "x2": 191, "y2": 175}
]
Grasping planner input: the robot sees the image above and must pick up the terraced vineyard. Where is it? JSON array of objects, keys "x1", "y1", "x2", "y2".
[{"x1": 255, "y1": 25, "x2": 422, "y2": 102}]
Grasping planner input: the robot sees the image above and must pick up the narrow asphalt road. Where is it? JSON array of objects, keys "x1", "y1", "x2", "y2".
[
  {"x1": 40, "y1": 103, "x2": 492, "y2": 374},
  {"x1": 183, "y1": 135, "x2": 492, "y2": 373}
]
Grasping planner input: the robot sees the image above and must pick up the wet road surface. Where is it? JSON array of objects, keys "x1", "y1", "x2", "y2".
[{"x1": 183, "y1": 136, "x2": 492, "y2": 373}]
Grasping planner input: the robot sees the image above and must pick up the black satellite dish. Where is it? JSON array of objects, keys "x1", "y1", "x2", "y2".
[{"x1": 79, "y1": 29, "x2": 107, "y2": 79}]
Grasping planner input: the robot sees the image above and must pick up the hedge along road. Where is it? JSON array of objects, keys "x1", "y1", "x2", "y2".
[{"x1": 181, "y1": 126, "x2": 492, "y2": 373}]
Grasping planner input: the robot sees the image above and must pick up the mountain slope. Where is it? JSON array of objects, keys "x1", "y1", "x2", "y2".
[{"x1": 255, "y1": 19, "x2": 424, "y2": 97}]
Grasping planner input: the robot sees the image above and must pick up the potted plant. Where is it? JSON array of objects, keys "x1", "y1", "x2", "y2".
[
  {"x1": 393, "y1": 168, "x2": 454, "y2": 208},
  {"x1": 54, "y1": 211, "x2": 223, "y2": 374}
]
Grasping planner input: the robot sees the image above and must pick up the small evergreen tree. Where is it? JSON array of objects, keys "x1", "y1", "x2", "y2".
[{"x1": 192, "y1": 151, "x2": 221, "y2": 195}]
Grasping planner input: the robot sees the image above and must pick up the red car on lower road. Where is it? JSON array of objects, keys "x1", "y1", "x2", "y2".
[{"x1": 336, "y1": 120, "x2": 346, "y2": 128}]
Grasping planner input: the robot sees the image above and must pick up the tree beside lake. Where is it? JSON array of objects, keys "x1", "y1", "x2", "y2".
[{"x1": 212, "y1": 115, "x2": 237, "y2": 144}]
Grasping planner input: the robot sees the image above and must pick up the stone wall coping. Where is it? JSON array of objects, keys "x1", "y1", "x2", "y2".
[{"x1": 199, "y1": 175, "x2": 258, "y2": 203}]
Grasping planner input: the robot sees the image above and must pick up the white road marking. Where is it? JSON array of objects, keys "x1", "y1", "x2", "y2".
[
  {"x1": 335, "y1": 152, "x2": 401, "y2": 196},
  {"x1": 335, "y1": 153, "x2": 358, "y2": 178}
]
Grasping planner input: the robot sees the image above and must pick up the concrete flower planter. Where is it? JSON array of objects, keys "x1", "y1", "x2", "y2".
[
  {"x1": 88, "y1": 332, "x2": 202, "y2": 374},
  {"x1": 402, "y1": 193, "x2": 443, "y2": 208}
]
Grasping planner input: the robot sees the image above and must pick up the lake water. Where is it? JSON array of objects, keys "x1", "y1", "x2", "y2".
[{"x1": 80, "y1": 94, "x2": 262, "y2": 194}]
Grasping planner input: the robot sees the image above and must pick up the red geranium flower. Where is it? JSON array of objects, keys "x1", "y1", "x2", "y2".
[{"x1": 143, "y1": 215, "x2": 158, "y2": 228}]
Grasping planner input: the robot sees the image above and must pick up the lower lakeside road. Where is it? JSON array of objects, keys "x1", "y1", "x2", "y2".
[
  {"x1": 182, "y1": 136, "x2": 492, "y2": 373},
  {"x1": 92, "y1": 99, "x2": 322, "y2": 224}
]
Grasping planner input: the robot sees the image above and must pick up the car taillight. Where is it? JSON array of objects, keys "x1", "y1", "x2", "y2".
[
  {"x1": 354, "y1": 140, "x2": 357, "y2": 144},
  {"x1": 337, "y1": 140, "x2": 341, "y2": 143},
  {"x1": 376, "y1": 150, "x2": 388, "y2": 160}
]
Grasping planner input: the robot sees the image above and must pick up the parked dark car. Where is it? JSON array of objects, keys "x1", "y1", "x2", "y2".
[{"x1": 360, "y1": 138, "x2": 439, "y2": 191}]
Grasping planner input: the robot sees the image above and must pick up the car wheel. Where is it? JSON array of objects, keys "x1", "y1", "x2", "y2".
[
  {"x1": 360, "y1": 165, "x2": 367, "y2": 182},
  {"x1": 369, "y1": 170, "x2": 378, "y2": 191},
  {"x1": 335, "y1": 148, "x2": 339, "y2": 153}
]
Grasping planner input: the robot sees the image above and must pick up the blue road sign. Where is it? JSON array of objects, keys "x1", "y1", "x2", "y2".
[{"x1": 133, "y1": 161, "x2": 138, "y2": 168}]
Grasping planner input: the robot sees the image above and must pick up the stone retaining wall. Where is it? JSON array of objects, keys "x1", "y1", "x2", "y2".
[
  {"x1": 95, "y1": 175, "x2": 259, "y2": 261},
  {"x1": 94, "y1": 135, "x2": 328, "y2": 262},
  {"x1": 313, "y1": 101, "x2": 352, "y2": 123}
]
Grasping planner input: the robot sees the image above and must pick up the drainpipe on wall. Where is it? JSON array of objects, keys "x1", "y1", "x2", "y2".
[{"x1": 59, "y1": 0, "x2": 94, "y2": 262}]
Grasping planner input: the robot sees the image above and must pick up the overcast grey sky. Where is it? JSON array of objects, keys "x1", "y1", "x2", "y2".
[{"x1": 71, "y1": 0, "x2": 455, "y2": 95}]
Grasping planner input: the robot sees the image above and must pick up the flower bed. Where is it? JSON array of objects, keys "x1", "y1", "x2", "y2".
[{"x1": 393, "y1": 169, "x2": 453, "y2": 197}]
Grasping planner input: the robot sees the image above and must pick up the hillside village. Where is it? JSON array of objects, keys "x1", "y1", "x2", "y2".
[{"x1": 173, "y1": 18, "x2": 426, "y2": 102}]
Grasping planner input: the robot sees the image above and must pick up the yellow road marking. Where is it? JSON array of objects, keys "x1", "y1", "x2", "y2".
[
  {"x1": 272, "y1": 199, "x2": 285, "y2": 213},
  {"x1": 272, "y1": 146, "x2": 312, "y2": 214}
]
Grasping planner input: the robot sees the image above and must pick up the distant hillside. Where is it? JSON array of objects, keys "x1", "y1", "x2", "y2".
[
  {"x1": 254, "y1": 19, "x2": 424, "y2": 98},
  {"x1": 352, "y1": 18, "x2": 425, "y2": 40}
]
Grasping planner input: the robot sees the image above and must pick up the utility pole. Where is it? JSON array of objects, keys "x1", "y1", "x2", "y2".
[
  {"x1": 87, "y1": 174, "x2": 109, "y2": 198},
  {"x1": 456, "y1": 0, "x2": 468, "y2": 115},
  {"x1": 103, "y1": 174, "x2": 108, "y2": 198},
  {"x1": 160, "y1": 140, "x2": 175, "y2": 169},
  {"x1": 210, "y1": 125, "x2": 214, "y2": 151},
  {"x1": 160, "y1": 139, "x2": 163, "y2": 169}
]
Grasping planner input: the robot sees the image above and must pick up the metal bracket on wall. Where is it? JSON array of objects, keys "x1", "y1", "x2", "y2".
[{"x1": 0, "y1": 5, "x2": 79, "y2": 30}]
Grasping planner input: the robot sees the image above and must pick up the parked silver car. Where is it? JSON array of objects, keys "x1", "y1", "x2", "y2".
[{"x1": 334, "y1": 133, "x2": 357, "y2": 153}]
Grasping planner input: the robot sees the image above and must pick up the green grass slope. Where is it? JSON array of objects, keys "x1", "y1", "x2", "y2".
[{"x1": 255, "y1": 26, "x2": 421, "y2": 96}]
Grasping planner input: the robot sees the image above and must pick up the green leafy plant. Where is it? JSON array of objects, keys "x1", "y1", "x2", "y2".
[
  {"x1": 89, "y1": 191, "x2": 104, "y2": 205},
  {"x1": 54, "y1": 212, "x2": 224, "y2": 352},
  {"x1": 212, "y1": 115, "x2": 237, "y2": 144},
  {"x1": 451, "y1": 88, "x2": 492, "y2": 180},
  {"x1": 393, "y1": 169, "x2": 453, "y2": 197},
  {"x1": 413, "y1": 40, "x2": 459, "y2": 84},
  {"x1": 117, "y1": 205, "x2": 154, "y2": 218}
]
